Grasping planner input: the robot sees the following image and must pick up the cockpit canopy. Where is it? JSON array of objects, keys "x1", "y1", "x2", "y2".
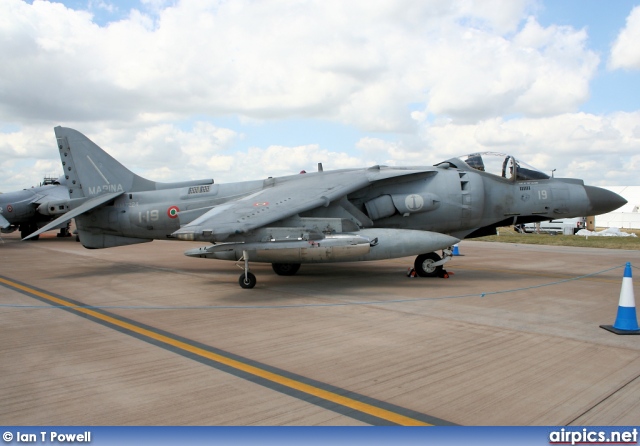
[
  {"x1": 40, "y1": 175, "x2": 66, "y2": 186},
  {"x1": 448, "y1": 152, "x2": 550, "y2": 181}
]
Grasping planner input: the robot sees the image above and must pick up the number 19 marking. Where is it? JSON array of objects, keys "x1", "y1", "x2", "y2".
[{"x1": 139, "y1": 210, "x2": 159, "y2": 223}]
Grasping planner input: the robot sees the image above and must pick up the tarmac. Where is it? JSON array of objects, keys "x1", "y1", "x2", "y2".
[{"x1": 1, "y1": 229, "x2": 639, "y2": 426}]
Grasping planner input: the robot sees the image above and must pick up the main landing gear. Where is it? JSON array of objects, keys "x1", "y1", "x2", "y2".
[
  {"x1": 57, "y1": 223, "x2": 72, "y2": 238},
  {"x1": 272, "y1": 263, "x2": 301, "y2": 276},
  {"x1": 412, "y1": 248, "x2": 453, "y2": 278},
  {"x1": 20, "y1": 223, "x2": 39, "y2": 240}
]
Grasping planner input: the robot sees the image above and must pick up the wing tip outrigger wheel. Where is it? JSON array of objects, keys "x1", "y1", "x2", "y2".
[
  {"x1": 239, "y1": 271, "x2": 257, "y2": 289},
  {"x1": 238, "y1": 250, "x2": 257, "y2": 289}
]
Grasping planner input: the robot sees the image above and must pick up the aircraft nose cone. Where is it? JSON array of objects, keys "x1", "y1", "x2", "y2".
[{"x1": 585, "y1": 186, "x2": 627, "y2": 215}]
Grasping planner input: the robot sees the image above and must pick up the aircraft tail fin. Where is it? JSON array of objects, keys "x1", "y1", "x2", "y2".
[{"x1": 55, "y1": 126, "x2": 156, "y2": 199}]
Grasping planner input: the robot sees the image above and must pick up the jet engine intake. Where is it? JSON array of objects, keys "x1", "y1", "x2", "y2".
[{"x1": 364, "y1": 195, "x2": 396, "y2": 220}]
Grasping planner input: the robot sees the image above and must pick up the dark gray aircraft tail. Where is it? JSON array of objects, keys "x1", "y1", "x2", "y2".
[
  {"x1": 55, "y1": 126, "x2": 157, "y2": 199},
  {"x1": 55, "y1": 127, "x2": 213, "y2": 199},
  {"x1": 23, "y1": 127, "x2": 213, "y2": 241}
]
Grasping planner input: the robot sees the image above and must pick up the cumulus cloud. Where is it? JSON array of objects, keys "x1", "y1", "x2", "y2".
[
  {"x1": 2, "y1": 111, "x2": 640, "y2": 192},
  {"x1": 609, "y1": 6, "x2": 640, "y2": 70},
  {"x1": 423, "y1": 17, "x2": 598, "y2": 121},
  {"x1": 353, "y1": 111, "x2": 640, "y2": 185},
  {"x1": 0, "y1": 0, "x2": 596, "y2": 129},
  {"x1": 421, "y1": 112, "x2": 640, "y2": 185},
  {"x1": 0, "y1": 0, "x2": 637, "y2": 192}
]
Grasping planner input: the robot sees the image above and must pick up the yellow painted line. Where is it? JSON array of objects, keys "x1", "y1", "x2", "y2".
[{"x1": 0, "y1": 276, "x2": 430, "y2": 426}]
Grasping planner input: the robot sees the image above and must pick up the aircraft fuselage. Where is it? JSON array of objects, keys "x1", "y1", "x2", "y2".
[{"x1": 75, "y1": 163, "x2": 599, "y2": 247}]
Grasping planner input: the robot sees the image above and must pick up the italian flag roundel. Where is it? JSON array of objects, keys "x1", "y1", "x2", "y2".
[{"x1": 167, "y1": 206, "x2": 180, "y2": 218}]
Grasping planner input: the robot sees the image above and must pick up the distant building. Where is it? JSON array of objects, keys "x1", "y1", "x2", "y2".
[{"x1": 597, "y1": 187, "x2": 640, "y2": 229}]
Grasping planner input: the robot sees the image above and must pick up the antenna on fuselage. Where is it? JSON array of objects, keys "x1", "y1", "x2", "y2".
[{"x1": 318, "y1": 163, "x2": 323, "y2": 172}]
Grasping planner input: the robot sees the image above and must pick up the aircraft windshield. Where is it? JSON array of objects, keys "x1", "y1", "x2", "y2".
[{"x1": 461, "y1": 152, "x2": 549, "y2": 181}]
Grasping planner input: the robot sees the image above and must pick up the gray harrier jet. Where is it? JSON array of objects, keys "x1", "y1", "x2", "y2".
[
  {"x1": 26, "y1": 127, "x2": 626, "y2": 288},
  {"x1": 1, "y1": 176, "x2": 71, "y2": 240}
]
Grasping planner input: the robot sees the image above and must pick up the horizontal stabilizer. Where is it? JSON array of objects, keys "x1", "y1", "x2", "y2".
[{"x1": 22, "y1": 191, "x2": 124, "y2": 240}]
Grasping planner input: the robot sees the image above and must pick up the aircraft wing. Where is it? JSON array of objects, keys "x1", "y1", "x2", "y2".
[
  {"x1": 22, "y1": 191, "x2": 124, "y2": 240},
  {"x1": 27, "y1": 193, "x2": 46, "y2": 205},
  {"x1": 0, "y1": 213, "x2": 10, "y2": 229},
  {"x1": 173, "y1": 167, "x2": 437, "y2": 241}
]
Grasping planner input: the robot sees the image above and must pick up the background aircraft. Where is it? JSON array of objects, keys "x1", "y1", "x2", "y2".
[
  {"x1": 28, "y1": 127, "x2": 626, "y2": 288},
  {"x1": 1, "y1": 176, "x2": 71, "y2": 240}
]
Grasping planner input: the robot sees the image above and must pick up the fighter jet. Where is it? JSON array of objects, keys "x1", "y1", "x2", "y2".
[
  {"x1": 27, "y1": 127, "x2": 626, "y2": 288},
  {"x1": 1, "y1": 176, "x2": 72, "y2": 240}
]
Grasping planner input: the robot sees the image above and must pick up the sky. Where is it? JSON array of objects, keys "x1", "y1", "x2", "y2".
[{"x1": 1, "y1": 0, "x2": 640, "y2": 192}]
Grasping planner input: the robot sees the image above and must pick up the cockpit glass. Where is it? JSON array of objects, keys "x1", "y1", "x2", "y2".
[{"x1": 461, "y1": 152, "x2": 549, "y2": 181}]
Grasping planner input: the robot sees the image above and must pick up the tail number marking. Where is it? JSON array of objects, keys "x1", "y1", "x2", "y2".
[{"x1": 139, "y1": 210, "x2": 159, "y2": 223}]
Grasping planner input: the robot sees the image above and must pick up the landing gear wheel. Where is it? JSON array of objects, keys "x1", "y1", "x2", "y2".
[
  {"x1": 20, "y1": 224, "x2": 38, "y2": 240},
  {"x1": 272, "y1": 263, "x2": 301, "y2": 276},
  {"x1": 57, "y1": 225, "x2": 71, "y2": 237},
  {"x1": 239, "y1": 272, "x2": 257, "y2": 289},
  {"x1": 414, "y1": 252, "x2": 443, "y2": 277}
]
